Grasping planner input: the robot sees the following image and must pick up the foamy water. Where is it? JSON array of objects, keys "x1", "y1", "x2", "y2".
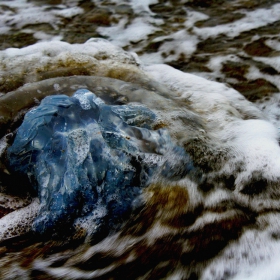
[{"x1": 1, "y1": 1, "x2": 280, "y2": 279}]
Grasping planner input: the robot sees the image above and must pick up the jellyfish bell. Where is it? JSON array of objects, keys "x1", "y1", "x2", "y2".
[{"x1": 6, "y1": 88, "x2": 195, "y2": 239}]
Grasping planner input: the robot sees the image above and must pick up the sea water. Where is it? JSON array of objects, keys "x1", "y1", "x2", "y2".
[{"x1": 1, "y1": 1, "x2": 280, "y2": 279}]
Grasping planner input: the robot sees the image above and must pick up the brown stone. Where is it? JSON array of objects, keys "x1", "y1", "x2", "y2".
[
  {"x1": 0, "y1": 32, "x2": 37, "y2": 51},
  {"x1": 244, "y1": 38, "x2": 274, "y2": 57},
  {"x1": 221, "y1": 61, "x2": 249, "y2": 81},
  {"x1": 85, "y1": 9, "x2": 112, "y2": 26},
  {"x1": 231, "y1": 78, "x2": 279, "y2": 101}
]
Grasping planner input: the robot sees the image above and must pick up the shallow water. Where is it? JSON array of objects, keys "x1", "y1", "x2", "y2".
[
  {"x1": 1, "y1": 0, "x2": 280, "y2": 102},
  {"x1": 1, "y1": 1, "x2": 280, "y2": 280}
]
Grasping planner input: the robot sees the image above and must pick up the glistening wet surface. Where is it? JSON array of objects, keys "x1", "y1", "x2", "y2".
[
  {"x1": 1, "y1": 1, "x2": 280, "y2": 280},
  {"x1": 1, "y1": 0, "x2": 280, "y2": 102}
]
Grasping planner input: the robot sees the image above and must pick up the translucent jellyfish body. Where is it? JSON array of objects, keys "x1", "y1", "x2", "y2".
[{"x1": 8, "y1": 89, "x2": 193, "y2": 238}]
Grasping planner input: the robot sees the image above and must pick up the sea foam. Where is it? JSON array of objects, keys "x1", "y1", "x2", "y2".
[{"x1": 1, "y1": 38, "x2": 280, "y2": 279}]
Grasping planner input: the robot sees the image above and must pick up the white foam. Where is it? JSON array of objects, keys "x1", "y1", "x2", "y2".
[
  {"x1": 69, "y1": 129, "x2": 90, "y2": 165},
  {"x1": 0, "y1": 0, "x2": 83, "y2": 36},
  {"x1": 53, "y1": 7, "x2": 83, "y2": 19},
  {"x1": 256, "y1": 93, "x2": 280, "y2": 130},
  {"x1": 0, "y1": 39, "x2": 139, "y2": 90},
  {"x1": 139, "y1": 51, "x2": 164, "y2": 65},
  {"x1": 158, "y1": 30, "x2": 198, "y2": 63},
  {"x1": 193, "y1": 3, "x2": 280, "y2": 39},
  {"x1": 33, "y1": 31, "x2": 63, "y2": 42},
  {"x1": 1, "y1": 37, "x2": 280, "y2": 278},
  {"x1": 144, "y1": 63, "x2": 280, "y2": 185},
  {"x1": 0, "y1": 199, "x2": 39, "y2": 241},
  {"x1": 137, "y1": 9, "x2": 208, "y2": 65},
  {"x1": 244, "y1": 64, "x2": 280, "y2": 104},
  {"x1": 0, "y1": 194, "x2": 32, "y2": 210},
  {"x1": 227, "y1": 119, "x2": 280, "y2": 185},
  {"x1": 206, "y1": 54, "x2": 241, "y2": 81},
  {"x1": 266, "y1": 38, "x2": 280, "y2": 51},
  {"x1": 1, "y1": 5, "x2": 57, "y2": 30},
  {"x1": 184, "y1": 9, "x2": 209, "y2": 29},
  {"x1": 131, "y1": 0, "x2": 158, "y2": 15},
  {"x1": 1, "y1": 40, "x2": 278, "y2": 189},
  {"x1": 144, "y1": 63, "x2": 262, "y2": 119},
  {"x1": 97, "y1": 17, "x2": 161, "y2": 48},
  {"x1": 202, "y1": 213, "x2": 280, "y2": 280},
  {"x1": 253, "y1": 56, "x2": 280, "y2": 74}
]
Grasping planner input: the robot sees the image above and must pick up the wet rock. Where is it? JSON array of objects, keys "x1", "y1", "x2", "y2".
[
  {"x1": 230, "y1": 78, "x2": 279, "y2": 101},
  {"x1": 28, "y1": 0, "x2": 63, "y2": 5},
  {"x1": 244, "y1": 38, "x2": 275, "y2": 57},
  {"x1": 0, "y1": 32, "x2": 37, "y2": 51},
  {"x1": 221, "y1": 61, "x2": 250, "y2": 81},
  {"x1": 196, "y1": 36, "x2": 243, "y2": 54},
  {"x1": 167, "y1": 54, "x2": 212, "y2": 73},
  {"x1": 85, "y1": 8, "x2": 112, "y2": 26},
  {"x1": 115, "y1": 4, "x2": 133, "y2": 15},
  {"x1": 195, "y1": 13, "x2": 245, "y2": 28}
]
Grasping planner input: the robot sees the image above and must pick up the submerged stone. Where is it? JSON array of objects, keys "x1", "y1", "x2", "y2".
[{"x1": 8, "y1": 89, "x2": 193, "y2": 238}]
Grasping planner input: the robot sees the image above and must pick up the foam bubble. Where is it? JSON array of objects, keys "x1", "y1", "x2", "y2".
[
  {"x1": 193, "y1": 3, "x2": 280, "y2": 39},
  {"x1": 97, "y1": 17, "x2": 161, "y2": 48},
  {"x1": 0, "y1": 199, "x2": 39, "y2": 240}
]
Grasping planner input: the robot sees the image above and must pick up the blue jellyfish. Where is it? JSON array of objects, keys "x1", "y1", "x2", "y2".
[{"x1": 8, "y1": 89, "x2": 194, "y2": 238}]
